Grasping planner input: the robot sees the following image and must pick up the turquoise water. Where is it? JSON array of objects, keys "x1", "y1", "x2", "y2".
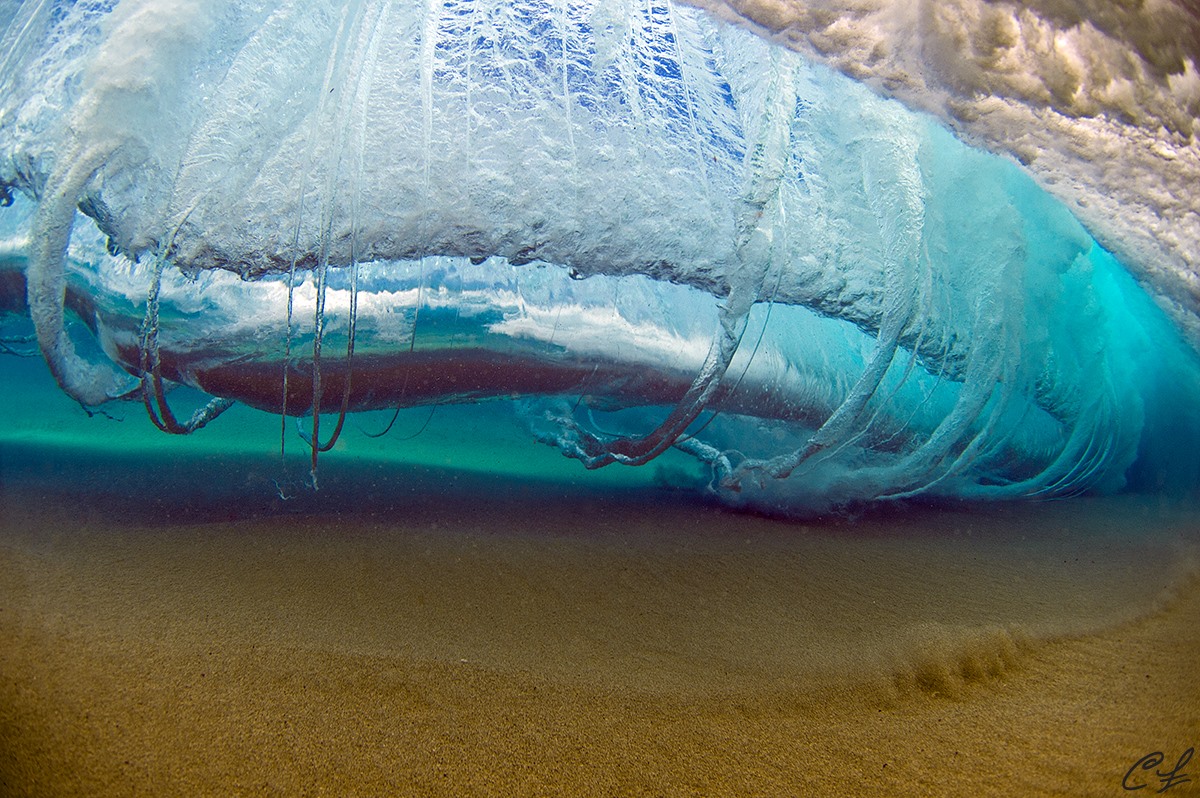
[{"x1": 0, "y1": 351, "x2": 710, "y2": 501}]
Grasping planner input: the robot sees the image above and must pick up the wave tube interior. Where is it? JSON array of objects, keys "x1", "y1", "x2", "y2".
[{"x1": 2, "y1": 0, "x2": 1199, "y2": 513}]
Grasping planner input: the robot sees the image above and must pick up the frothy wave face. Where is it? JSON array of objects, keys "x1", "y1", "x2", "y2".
[
  {"x1": 1, "y1": 0, "x2": 1198, "y2": 512},
  {"x1": 691, "y1": 0, "x2": 1200, "y2": 344}
]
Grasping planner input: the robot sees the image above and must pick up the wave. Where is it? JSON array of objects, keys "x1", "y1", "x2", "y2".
[{"x1": 1, "y1": 0, "x2": 1198, "y2": 511}]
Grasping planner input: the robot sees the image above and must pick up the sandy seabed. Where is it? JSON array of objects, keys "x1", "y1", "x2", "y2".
[{"x1": 1, "y1": 443, "x2": 1198, "y2": 797}]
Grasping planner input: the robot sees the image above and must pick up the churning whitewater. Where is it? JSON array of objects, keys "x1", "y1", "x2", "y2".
[{"x1": 1, "y1": 0, "x2": 1198, "y2": 511}]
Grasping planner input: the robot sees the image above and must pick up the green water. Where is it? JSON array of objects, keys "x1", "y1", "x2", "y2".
[{"x1": 0, "y1": 353, "x2": 706, "y2": 496}]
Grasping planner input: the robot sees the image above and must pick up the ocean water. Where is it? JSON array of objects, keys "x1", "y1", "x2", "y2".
[
  {"x1": 2, "y1": 1, "x2": 1200, "y2": 795},
  {"x1": 5, "y1": 1, "x2": 1200, "y2": 512}
]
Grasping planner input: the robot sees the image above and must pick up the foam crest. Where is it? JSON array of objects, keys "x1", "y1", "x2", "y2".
[{"x1": 691, "y1": 0, "x2": 1200, "y2": 345}]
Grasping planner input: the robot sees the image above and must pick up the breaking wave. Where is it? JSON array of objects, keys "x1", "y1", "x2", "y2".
[{"x1": 1, "y1": 0, "x2": 1198, "y2": 511}]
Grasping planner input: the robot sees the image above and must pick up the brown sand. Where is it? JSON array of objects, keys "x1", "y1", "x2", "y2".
[{"x1": 1, "y1": 482, "x2": 1198, "y2": 796}]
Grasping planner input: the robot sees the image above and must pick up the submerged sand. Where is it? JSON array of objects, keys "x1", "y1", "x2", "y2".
[{"x1": 1, "y1": 446, "x2": 1198, "y2": 796}]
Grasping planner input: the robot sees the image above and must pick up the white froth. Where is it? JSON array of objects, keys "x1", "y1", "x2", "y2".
[{"x1": 688, "y1": 0, "x2": 1200, "y2": 345}]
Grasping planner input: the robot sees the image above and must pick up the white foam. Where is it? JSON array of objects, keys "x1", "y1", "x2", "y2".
[{"x1": 688, "y1": 0, "x2": 1200, "y2": 344}]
